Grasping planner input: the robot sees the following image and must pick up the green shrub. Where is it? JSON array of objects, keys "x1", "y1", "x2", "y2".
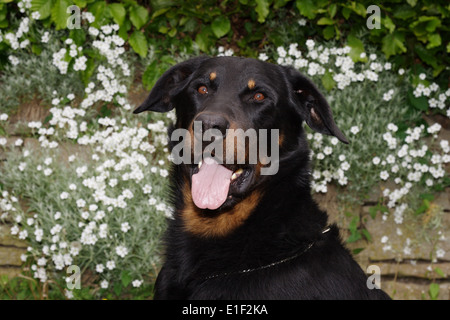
[{"x1": 1, "y1": 1, "x2": 449, "y2": 78}]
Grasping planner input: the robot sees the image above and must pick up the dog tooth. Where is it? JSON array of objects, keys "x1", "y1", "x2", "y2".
[
  {"x1": 231, "y1": 168, "x2": 243, "y2": 181},
  {"x1": 198, "y1": 160, "x2": 202, "y2": 169}
]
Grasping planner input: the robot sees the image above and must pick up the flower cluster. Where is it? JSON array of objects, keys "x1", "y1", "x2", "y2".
[
  {"x1": 379, "y1": 123, "x2": 448, "y2": 209},
  {"x1": 412, "y1": 75, "x2": 450, "y2": 118},
  {"x1": 0, "y1": 13, "x2": 170, "y2": 296}
]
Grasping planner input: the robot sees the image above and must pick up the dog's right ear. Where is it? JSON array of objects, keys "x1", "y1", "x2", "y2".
[{"x1": 133, "y1": 56, "x2": 210, "y2": 114}]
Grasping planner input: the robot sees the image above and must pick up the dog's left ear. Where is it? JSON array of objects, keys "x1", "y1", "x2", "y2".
[
  {"x1": 284, "y1": 67, "x2": 348, "y2": 144},
  {"x1": 133, "y1": 56, "x2": 210, "y2": 114}
]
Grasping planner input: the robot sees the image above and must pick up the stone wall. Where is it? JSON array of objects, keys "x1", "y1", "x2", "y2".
[{"x1": 314, "y1": 186, "x2": 450, "y2": 300}]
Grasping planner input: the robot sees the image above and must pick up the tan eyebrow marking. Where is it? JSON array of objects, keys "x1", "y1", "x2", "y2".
[
  {"x1": 248, "y1": 79, "x2": 255, "y2": 89},
  {"x1": 209, "y1": 72, "x2": 217, "y2": 81}
]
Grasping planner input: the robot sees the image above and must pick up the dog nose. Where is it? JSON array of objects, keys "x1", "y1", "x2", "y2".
[{"x1": 194, "y1": 113, "x2": 229, "y2": 139}]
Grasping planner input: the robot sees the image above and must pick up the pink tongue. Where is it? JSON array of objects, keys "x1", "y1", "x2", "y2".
[{"x1": 192, "y1": 157, "x2": 233, "y2": 210}]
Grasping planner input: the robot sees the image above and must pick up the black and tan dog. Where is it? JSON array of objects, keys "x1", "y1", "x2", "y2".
[{"x1": 134, "y1": 56, "x2": 390, "y2": 300}]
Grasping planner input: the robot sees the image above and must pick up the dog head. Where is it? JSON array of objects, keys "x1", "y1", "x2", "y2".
[{"x1": 135, "y1": 56, "x2": 347, "y2": 234}]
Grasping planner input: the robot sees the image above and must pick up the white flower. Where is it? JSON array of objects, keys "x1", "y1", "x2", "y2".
[
  {"x1": 76, "y1": 199, "x2": 86, "y2": 208},
  {"x1": 31, "y1": 11, "x2": 41, "y2": 19},
  {"x1": 121, "y1": 222, "x2": 131, "y2": 233},
  {"x1": 419, "y1": 73, "x2": 426, "y2": 80},
  {"x1": 11, "y1": 225, "x2": 19, "y2": 235},
  {"x1": 8, "y1": 55, "x2": 20, "y2": 66},
  {"x1": 258, "y1": 53, "x2": 268, "y2": 61},
  {"x1": 350, "y1": 126, "x2": 359, "y2": 135},
  {"x1": 115, "y1": 245, "x2": 129, "y2": 258},
  {"x1": 19, "y1": 229, "x2": 28, "y2": 240},
  {"x1": 323, "y1": 146, "x2": 333, "y2": 155},
  {"x1": 427, "y1": 123, "x2": 441, "y2": 134},
  {"x1": 277, "y1": 46, "x2": 287, "y2": 58},
  {"x1": 106, "y1": 260, "x2": 116, "y2": 270},
  {"x1": 18, "y1": 162, "x2": 27, "y2": 171},
  {"x1": 142, "y1": 184, "x2": 152, "y2": 194},
  {"x1": 381, "y1": 236, "x2": 389, "y2": 243},
  {"x1": 159, "y1": 169, "x2": 169, "y2": 177},
  {"x1": 436, "y1": 249, "x2": 445, "y2": 258},
  {"x1": 0, "y1": 113, "x2": 8, "y2": 121},
  {"x1": 341, "y1": 162, "x2": 350, "y2": 171},
  {"x1": 96, "y1": 264, "x2": 105, "y2": 273},
  {"x1": 100, "y1": 280, "x2": 109, "y2": 289},
  {"x1": 132, "y1": 280, "x2": 143, "y2": 288},
  {"x1": 380, "y1": 171, "x2": 389, "y2": 180},
  {"x1": 305, "y1": 39, "x2": 315, "y2": 49}
]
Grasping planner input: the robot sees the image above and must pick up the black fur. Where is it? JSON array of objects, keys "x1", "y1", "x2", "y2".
[{"x1": 135, "y1": 56, "x2": 391, "y2": 300}]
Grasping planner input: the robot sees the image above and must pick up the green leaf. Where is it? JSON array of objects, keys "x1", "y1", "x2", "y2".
[
  {"x1": 317, "y1": 17, "x2": 334, "y2": 25},
  {"x1": 382, "y1": 16, "x2": 395, "y2": 33},
  {"x1": 69, "y1": 28, "x2": 85, "y2": 46},
  {"x1": 347, "y1": 34, "x2": 365, "y2": 62},
  {"x1": 31, "y1": 0, "x2": 53, "y2": 20},
  {"x1": 342, "y1": 7, "x2": 351, "y2": 20},
  {"x1": 393, "y1": 5, "x2": 416, "y2": 20},
  {"x1": 322, "y1": 25, "x2": 334, "y2": 40},
  {"x1": 121, "y1": 270, "x2": 132, "y2": 287},
  {"x1": 129, "y1": 5, "x2": 149, "y2": 29},
  {"x1": 80, "y1": 58, "x2": 95, "y2": 85},
  {"x1": 168, "y1": 28, "x2": 177, "y2": 37},
  {"x1": 361, "y1": 229, "x2": 372, "y2": 242},
  {"x1": 129, "y1": 31, "x2": 148, "y2": 58},
  {"x1": 381, "y1": 31, "x2": 406, "y2": 59},
  {"x1": 296, "y1": 0, "x2": 317, "y2": 20},
  {"x1": 90, "y1": 1, "x2": 108, "y2": 28},
  {"x1": 211, "y1": 16, "x2": 231, "y2": 38},
  {"x1": 31, "y1": 44, "x2": 42, "y2": 55},
  {"x1": 352, "y1": 248, "x2": 365, "y2": 255},
  {"x1": 142, "y1": 61, "x2": 160, "y2": 90},
  {"x1": 408, "y1": 89, "x2": 428, "y2": 111},
  {"x1": 434, "y1": 268, "x2": 445, "y2": 278},
  {"x1": 321, "y1": 70, "x2": 335, "y2": 91},
  {"x1": 51, "y1": 0, "x2": 70, "y2": 30},
  {"x1": 255, "y1": 0, "x2": 270, "y2": 23},
  {"x1": 426, "y1": 33, "x2": 441, "y2": 49},
  {"x1": 113, "y1": 283, "x2": 122, "y2": 296},
  {"x1": 415, "y1": 45, "x2": 438, "y2": 69},
  {"x1": 195, "y1": 28, "x2": 213, "y2": 52},
  {"x1": 109, "y1": 3, "x2": 126, "y2": 27},
  {"x1": 429, "y1": 283, "x2": 439, "y2": 300},
  {"x1": 329, "y1": 3, "x2": 337, "y2": 18},
  {"x1": 72, "y1": 0, "x2": 85, "y2": 7}
]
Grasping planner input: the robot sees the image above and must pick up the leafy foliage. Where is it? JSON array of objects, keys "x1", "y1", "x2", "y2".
[{"x1": 0, "y1": 0, "x2": 449, "y2": 79}]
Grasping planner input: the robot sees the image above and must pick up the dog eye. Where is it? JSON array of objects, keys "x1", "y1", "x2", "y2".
[
  {"x1": 198, "y1": 85, "x2": 208, "y2": 95},
  {"x1": 253, "y1": 93, "x2": 265, "y2": 101}
]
